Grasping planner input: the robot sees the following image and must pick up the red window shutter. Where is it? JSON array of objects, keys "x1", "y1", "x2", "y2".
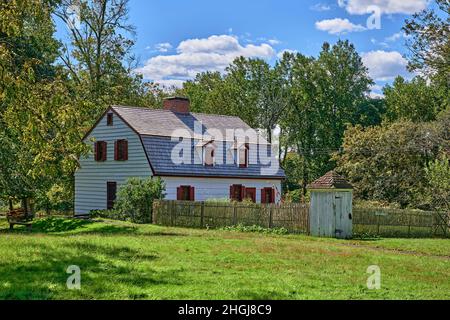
[
  {"x1": 261, "y1": 189, "x2": 266, "y2": 204},
  {"x1": 124, "y1": 140, "x2": 128, "y2": 160},
  {"x1": 102, "y1": 142, "x2": 107, "y2": 161},
  {"x1": 189, "y1": 187, "x2": 195, "y2": 201},
  {"x1": 114, "y1": 141, "x2": 118, "y2": 161},
  {"x1": 94, "y1": 142, "x2": 99, "y2": 161},
  {"x1": 177, "y1": 187, "x2": 182, "y2": 200},
  {"x1": 271, "y1": 188, "x2": 275, "y2": 204},
  {"x1": 230, "y1": 185, "x2": 234, "y2": 200}
]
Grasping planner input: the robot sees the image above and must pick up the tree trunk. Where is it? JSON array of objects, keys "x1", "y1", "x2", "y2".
[
  {"x1": 8, "y1": 199, "x2": 13, "y2": 211},
  {"x1": 266, "y1": 127, "x2": 272, "y2": 144},
  {"x1": 22, "y1": 198, "x2": 28, "y2": 214}
]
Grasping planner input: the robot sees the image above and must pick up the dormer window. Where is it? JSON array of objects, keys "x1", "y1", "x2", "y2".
[
  {"x1": 239, "y1": 143, "x2": 249, "y2": 168},
  {"x1": 203, "y1": 142, "x2": 216, "y2": 166},
  {"x1": 107, "y1": 113, "x2": 113, "y2": 126}
]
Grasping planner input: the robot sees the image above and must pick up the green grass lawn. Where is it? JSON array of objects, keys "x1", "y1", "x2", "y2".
[{"x1": 0, "y1": 217, "x2": 449, "y2": 300}]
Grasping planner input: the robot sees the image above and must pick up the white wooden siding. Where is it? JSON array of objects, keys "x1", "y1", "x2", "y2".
[
  {"x1": 74, "y1": 112, "x2": 152, "y2": 214},
  {"x1": 161, "y1": 176, "x2": 282, "y2": 203}
]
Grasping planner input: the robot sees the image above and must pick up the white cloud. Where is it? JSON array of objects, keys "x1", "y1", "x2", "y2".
[
  {"x1": 256, "y1": 37, "x2": 281, "y2": 45},
  {"x1": 338, "y1": 0, "x2": 428, "y2": 15},
  {"x1": 268, "y1": 39, "x2": 281, "y2": 45},
  {"x1": 385, "y1": 31, "x2": 409, "y2": 42},
  {"x1": 370, "y1": 38, "x2": 389, "y2": 47},
  {"x1": 315, "y1": 18, "x2": 366, "y2": 34},
  {"x1": 135, "y1": 35, "x2": 276, "y2": 85},
  {"x1": 155, "y1": 42, "x2": 173, "y2": 53},
  {"x1": 369, "y1": 91, "x2": 385, "y2": 99},
  {"x1": 277, "y1": 49, "x2": 298, "y2": 59},
  {"x1": 310, "y1": 3, "x2": 332, "y2": 11},
  {"x1": 155, "y1": 79, "x2": 185, "y2": 89},
  {"x1": 361, "y1": 50, "x2": 410, "y2": 81},
  {"x1": 368, "y1": 84, "x2": 385, "y2": 98}
]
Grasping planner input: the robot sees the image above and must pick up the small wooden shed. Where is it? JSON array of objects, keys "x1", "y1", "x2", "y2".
[{"x1": 308, "y1": 171, "x2": 353, "y2": 239}]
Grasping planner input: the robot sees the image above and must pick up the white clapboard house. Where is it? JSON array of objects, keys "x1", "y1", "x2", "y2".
[{"x1": 75, "y1": 97, "x2": 285, "y2": 215}]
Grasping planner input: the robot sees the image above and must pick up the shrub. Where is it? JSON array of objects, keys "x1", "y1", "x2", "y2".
[
  {"x1": 89, "y1": 209, "x2": 120, "y2": 220},
  {"x1": 35, "y1": 183, "x2": 74, "y2": 214},
  {"x1": 114, "y1": 177, "x2": 166, "y2": 224},
  {"x1": 205, "y1": 198, "x2": 230, "y2": 204},
  {"x1": 334, "y1": 120, "x2": 447, "y2": 208},
  {"x1": 425, "y1": 154, "x2": 450, "y2": 211},
  {"x1": 220, "y1": 224, "x2": 289, "y2": 235}
]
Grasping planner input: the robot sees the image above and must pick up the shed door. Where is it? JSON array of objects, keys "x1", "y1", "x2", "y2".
[{"x1": 334, "y1": 192, "x2": 352, "y2": 239}]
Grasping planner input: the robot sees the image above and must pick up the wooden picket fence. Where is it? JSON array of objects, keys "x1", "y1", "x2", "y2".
[
  {"x1": 152, "y1": 200, "x2": 449, "y2": 238},
  {"x1": 152, "y1": 200, "x2": 310, "y2": 234},
  {"x1": 353, "y1": 207, "x2": 450, "y2": 238}
]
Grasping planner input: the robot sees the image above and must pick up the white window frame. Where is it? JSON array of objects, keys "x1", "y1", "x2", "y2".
[{"x1": 203, "y1": 142, "x2": 216, "y2": 166}]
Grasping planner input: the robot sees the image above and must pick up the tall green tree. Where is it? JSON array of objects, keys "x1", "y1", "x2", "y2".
[
  {"x1": 180, "y1": 71, "x2": 230, "y2": 115},
  {"x1": 225, "y1": 57, "x2": 289, "y2": 142},
  {"x1": 55, "y1": 0, "x2": 158, "y2": 118},
  {"x1": 0, "y1": 0, "x2": 62, "y2": 203},
  {"x1": 279, "y1": 52, "x2": 326, "y2": 194},
  {"x1": 403, "y1": 0, "x2": 449, "y2": 111},
  {"x1": 317, "y1": 40, "x2": 373, "y2": 148},
  {"x1": 280, "y1": 41, "x2": 373, "y2": 194},
  {"x1": 0, "y1": 0, "x2": 91, "y2": 209},
  {"x1": 403, "y1": 0, "x2": 450, "y2": 78},
  {"x1": 383, "y1": 76, "x2": 444, "y2": 122},
  {"x1": 334, "y1": 119, "x2": 448, "y2": 208}
]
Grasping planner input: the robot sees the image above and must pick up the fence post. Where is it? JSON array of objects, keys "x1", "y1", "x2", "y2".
[
  {"x1": 407, "y1": 214, "x2": 411, "y2": 237},
  {"x1": 377, "y1": 214, "x2": 380, "y2": 235},
  {"x1": 268, "y1": 205, "x2": 273, "y2": 229},
  {"x1": 200, "y1": 201, "x2": 205, "y2": 228},
  {"x1": 431, "y1": 213, "x2": 435, "y2": 236},
  {"x1": 152, "y1": 201, "x2": 157, "y2": 224},
  {"x1": 306, "y1": 204, "x2": 311, "y2": 235},
  {"x1": 233, "y1": 202, "x2": 237, "y2": 225},
  {"x1": 170, "y1": 201, "x2": 174, "y2": 226}
]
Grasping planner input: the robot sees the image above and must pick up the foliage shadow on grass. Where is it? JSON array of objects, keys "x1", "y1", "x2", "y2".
[{"x1": 0, "y1": 241, "x2": 185, "y2": 300}]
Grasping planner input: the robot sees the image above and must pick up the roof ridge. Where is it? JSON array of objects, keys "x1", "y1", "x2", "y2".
[
  {"x1": 191, "y1": 111, "x2": 243, "y2": 120},
  {"x1": 111, "y1": 105, "x2": 243, "y2": 120}
]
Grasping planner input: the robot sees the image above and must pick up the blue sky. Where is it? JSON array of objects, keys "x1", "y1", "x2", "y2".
[{"x1": 58, "y1": 0, "x2": 433, "y2": 96}]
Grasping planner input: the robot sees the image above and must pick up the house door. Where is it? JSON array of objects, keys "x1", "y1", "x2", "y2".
[
  {"x1": 107, "y1": 182, "x2": 117, "y2": 210},
  {"x1": 244, "y1": 188, "x2": 256, "y2": 203}
]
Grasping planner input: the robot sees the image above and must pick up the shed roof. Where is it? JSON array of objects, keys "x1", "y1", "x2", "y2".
[{"x1": 307, "y1": 171, "x2": 353, "y2": 190}]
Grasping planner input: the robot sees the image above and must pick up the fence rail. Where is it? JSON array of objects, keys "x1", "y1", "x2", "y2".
[
  {"x1": 353, "y1": 207, "x2": 449, "y2": 238},
  {"x1": 153, "y1": 200, "x2": 309, "y2": 234}
]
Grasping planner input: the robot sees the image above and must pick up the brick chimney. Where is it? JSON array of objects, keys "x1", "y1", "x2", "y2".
[{"x1": 163, "y1": 97, "x2": 190, "y2": 113}]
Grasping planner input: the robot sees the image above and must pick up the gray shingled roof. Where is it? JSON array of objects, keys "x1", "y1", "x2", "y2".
[
  {"x1": 142, "y1": 136, "x2": 285, "y2": 179},
  {"x1": 112, "y1": 106, "x2": 269, "y2": 144},
  {"x1": 111, "y1": 106, "x2": 284, "y2": 179}
]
